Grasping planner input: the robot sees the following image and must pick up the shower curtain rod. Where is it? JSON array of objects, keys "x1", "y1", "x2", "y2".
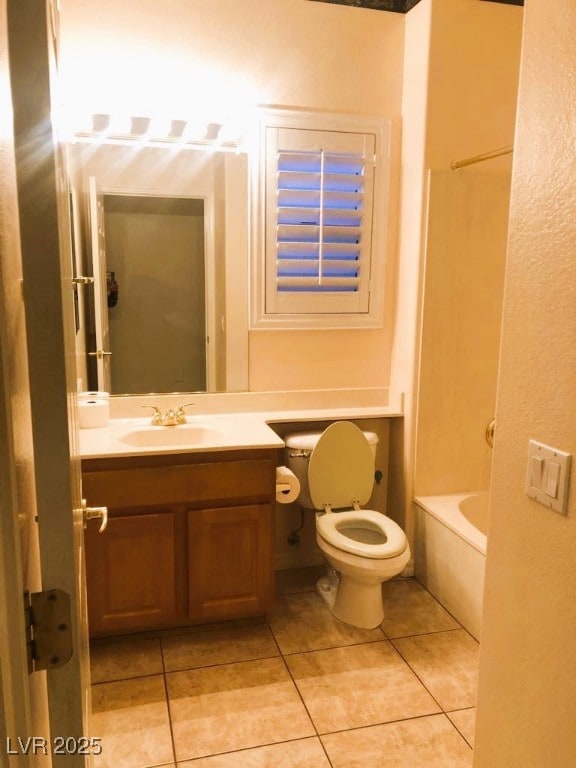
[{"x1": 451, "y1": 144, "x2": 513, "y2": 170}]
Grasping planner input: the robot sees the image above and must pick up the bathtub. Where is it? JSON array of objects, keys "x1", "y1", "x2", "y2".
[{"x1": 414, "y1": 492, "x2": 488, "y2": 641}]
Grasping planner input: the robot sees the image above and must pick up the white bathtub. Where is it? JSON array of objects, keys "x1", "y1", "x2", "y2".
[{"x1": 414, "y1": 492, "x2": 488, "y2": 641}]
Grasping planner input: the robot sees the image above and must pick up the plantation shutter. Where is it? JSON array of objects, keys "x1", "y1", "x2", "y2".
[{"x1": 265, "y1": 127, "x2": 376, "y2": 315}]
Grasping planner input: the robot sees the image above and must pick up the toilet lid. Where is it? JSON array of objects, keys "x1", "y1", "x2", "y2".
[
  {"x1": 317, "y1": 510, "x2": 407, "y2": 559},
  {"x1": 308, "y1": 421, "x2": 374, "y2": 510}
]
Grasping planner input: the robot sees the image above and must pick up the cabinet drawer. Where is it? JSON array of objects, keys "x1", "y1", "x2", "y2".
[{"x1": 82, "y1": 459, "x2": 274, "y2": 508}]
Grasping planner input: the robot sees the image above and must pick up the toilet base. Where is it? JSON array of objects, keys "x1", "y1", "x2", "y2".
[
  {"x1": 316, "y1": 576, "x2": 337, "y2": 610},
  {"x1": 315, "y1": 534, "x2": 411, "y2": 630},
  {"x1": 316, "y1": 574, "x2": 384, "y2": 629}
]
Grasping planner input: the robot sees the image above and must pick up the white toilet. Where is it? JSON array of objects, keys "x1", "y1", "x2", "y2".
[{"x1": 285, "y1": 421, "x2": 410, "y2": 629}]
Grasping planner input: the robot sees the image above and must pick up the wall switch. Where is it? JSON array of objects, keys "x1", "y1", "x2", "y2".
[
  {"x1": 545, "y1": 461, "x2": 560, "y2": 498},
  {"x1": 525, "y1": 440, "x2": 572, "y2": 515}
]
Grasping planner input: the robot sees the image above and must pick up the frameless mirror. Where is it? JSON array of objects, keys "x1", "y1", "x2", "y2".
[{"x1": 67, "y1": 141, "x2": 249, "y2": 394}]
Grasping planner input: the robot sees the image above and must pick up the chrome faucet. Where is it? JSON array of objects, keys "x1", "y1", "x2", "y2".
[{"x1": 142, "y1": 403, "x2": 194, "y2": 426}]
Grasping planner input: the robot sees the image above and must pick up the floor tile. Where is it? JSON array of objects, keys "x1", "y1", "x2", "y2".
[
  {"x1": 321, "y1": 713, "x2": 472, "y2": 767},
  {"x1": 270, "y1": 591, "x2": 384, "y2": 655},
  {"x1": 176, "y1": 737, "x2": 331, "y2": 767},
  {"x1": 162, "y1": 625, "x2": 279, "y2": 672},
  {"x1": 447, "y1": 708, "x2": 476, "y2": 747},
  {"x1": 285, "y1": 640, "x2": 441, "y2": 734},
  {"x1": 167, "y1": 657, "x2": 315, "y2": 761},
  {"x1": 381, "y1": 579, "x2": 461, "y2": 638},
  {"x1": 90, "y1": 636, "x2": 163, "y2": 684},
  {"x1": 392, "y1": 629, "x2": 479, "y2": 710},
  {"x1": 90, "y1": 675, "x2": 173, "y2": 768}
]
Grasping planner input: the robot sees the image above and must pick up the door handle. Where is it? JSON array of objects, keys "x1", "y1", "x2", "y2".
[
  {"x1": 72, "y1": 276, "x2": 95, "y2": 285},
  {"x1": 88, "y1": 350, "x2": 112, "y2": 358},
  {"x1": 79, "y1": 499, "x2": 108, "y2": 533}
]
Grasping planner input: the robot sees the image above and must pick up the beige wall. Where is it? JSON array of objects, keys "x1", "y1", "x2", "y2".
[
  {"x1": 388, "y1": 0, "x2": 433, "y2": 534},
  {"x1": 59, "y1": 0, "x2": 404, "y2": 118},
  {"x1": 475, "y1": 1, "x2": 576, "y2": 764},
  {"x1": 425, "y1": 0, "x2": 523, "y2": 171},
  {"x1": 59, "y1": 0, "x2": 405, "y2": 393},
  {"x1": 414, "y1": 170, "x2": 510, "y2": 495},
  {"x1": 390, "y1": 0, "x2": 522, "y2": 533}
]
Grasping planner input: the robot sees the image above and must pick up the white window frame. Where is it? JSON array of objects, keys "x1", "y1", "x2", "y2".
[{"x1": 250, "y1": 108, "x2": 391, "y2": 330}]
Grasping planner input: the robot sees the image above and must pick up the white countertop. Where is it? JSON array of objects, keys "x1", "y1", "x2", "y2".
[
  {"x1": 79, "y1": 388, "x2": 404, "y2": 459},
  {"x1": 79, "y1": 414, "x2": 285, "y2": 459}
]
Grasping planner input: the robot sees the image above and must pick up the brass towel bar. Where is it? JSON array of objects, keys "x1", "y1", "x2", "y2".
[{"x1": 451, "y1": 144, "x2": 514, "y2": 171}]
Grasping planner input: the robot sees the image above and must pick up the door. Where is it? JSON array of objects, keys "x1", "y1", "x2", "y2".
[
  {"x1": 3, "y1": 0, "x2": 91, "y2": 764},
  {"x1": 88, "y1": 176, "x2": 111, "y2": 392},
  {"x1": 0, "y1": 33, "x2": 47, "y2": 759}
]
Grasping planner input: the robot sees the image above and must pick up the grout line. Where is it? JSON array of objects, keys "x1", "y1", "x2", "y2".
[
  {"x1": 277, "y1": 635, "x2": 389, "y2": 658},
  {"x1": 445, "y1": 706, "x2": 476, "y2": 749},
  {"x1": 319, "y1": 710, "x2": 456, "y2": 738},
  {"x1": 414, "y1": 578, "x2": 481, "y2": 645},
  {"x1": 269, "y1": 623, "x2": 336, "y2": 768},
  {"x1": 159, "y1": 636, "x2": 178, "y2": 767},
  {"x1": 384, "y1": 625, "x2": 465, "y2": 642},
  {"x1": 172, "y1": 735, "x2": 331, "y2": 765},
  {"x1": 160, "y1": 650, "x2": 281, "y2": 675},
  {"x1": 387, "y1": 638, "x2": 477, "y2": 716},
  {"x1": 287, "y1": 680, "x2": 336, "y2": 768},
  {"x1": 91, "y1": 671, "x2": 163, "y2": 686}
]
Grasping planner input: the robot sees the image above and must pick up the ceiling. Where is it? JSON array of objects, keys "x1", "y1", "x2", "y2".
[{"x1": 309, "y1": 0, "x2": 523, "y2": 12}]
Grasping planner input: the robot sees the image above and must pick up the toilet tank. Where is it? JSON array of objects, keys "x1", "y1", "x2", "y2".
[{"x1": 285, "y1": 428, "x2": 378, "y2": 510}]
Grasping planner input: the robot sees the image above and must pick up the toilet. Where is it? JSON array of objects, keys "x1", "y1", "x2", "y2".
[{"x1": 285, "y1": 421, "x2": 410, "y2": 629}]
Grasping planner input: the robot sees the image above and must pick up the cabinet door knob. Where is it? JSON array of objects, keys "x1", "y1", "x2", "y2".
[{"x1": 79, "y1": 499, "x2": 108, "y2": 533}]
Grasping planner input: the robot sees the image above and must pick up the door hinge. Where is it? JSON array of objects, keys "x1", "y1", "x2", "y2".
[{"x1": 24, "y1": 589, "x2": 73, "y2": 674}]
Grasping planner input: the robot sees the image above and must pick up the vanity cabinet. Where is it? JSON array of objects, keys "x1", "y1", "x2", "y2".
[{"x1": 81, "y1": 449, "x2": 277, "y2": 637}]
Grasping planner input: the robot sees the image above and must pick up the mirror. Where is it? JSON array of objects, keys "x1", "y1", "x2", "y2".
[
  {"x1": 103, "y1": 194, "x2": 207, "y2": 394},
  {"x1": 67, "y1": 141, "x2": 249, "y2": 394}
]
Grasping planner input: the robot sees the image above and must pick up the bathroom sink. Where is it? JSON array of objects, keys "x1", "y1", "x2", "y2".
[{"x1": 117, "y1": 423, "x2": 224, "y2": 448}]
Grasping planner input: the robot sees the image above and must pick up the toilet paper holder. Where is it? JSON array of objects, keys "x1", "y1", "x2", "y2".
[{"x1": 275, "y1": 466, "x2": 300, "y2": 504}]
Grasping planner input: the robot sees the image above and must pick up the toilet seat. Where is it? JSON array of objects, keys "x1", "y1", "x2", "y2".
[
  {"x1": 317, "y1": 510, "x2": 407, "y2": 559},
  {"x1": 307, "y1": 422, "x2": 407, "y2": 561},
  {"x1": 308, "y1": 421, "x2": 375, "y2": 510}
]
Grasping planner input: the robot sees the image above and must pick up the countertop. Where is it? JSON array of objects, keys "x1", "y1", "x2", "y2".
[{"x1": 78, "y1": 388, "x2": 404, "y2": 459}]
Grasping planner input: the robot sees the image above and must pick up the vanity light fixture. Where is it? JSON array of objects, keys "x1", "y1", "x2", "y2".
[
  {"x1": 180, "y1": 118, "x2": 209, "y2": 142},
  {"x1": 70, "y1": 112, "x2": 245, "y2": 152},
  {"x1": 106, "y1": 114, "x2": 132, "y2": 136}
]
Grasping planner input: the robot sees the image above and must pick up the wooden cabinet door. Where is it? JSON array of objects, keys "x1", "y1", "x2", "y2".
[
  {"x1": 85, "y1": 509, "x2": 182, "y2": 635},
  {"x1": 188, "y1": 504, "x2": 273, "y2": 622}
]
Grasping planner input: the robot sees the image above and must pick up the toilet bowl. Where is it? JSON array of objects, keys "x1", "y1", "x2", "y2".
[{"x1": 285, "y1": 421, "x2": 410, "y2": 629}]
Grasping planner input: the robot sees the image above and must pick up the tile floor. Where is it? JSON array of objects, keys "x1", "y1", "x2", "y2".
[{"x1": 89, "y1": 569, "x2": 478, "y2": 767}]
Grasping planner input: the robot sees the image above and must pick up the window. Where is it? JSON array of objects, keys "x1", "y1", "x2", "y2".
[{"x1": 251, "y1": 110, "x2": 390, "y2": 329}]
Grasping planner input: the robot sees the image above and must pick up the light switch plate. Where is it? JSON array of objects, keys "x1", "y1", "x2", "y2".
[{"x1": 525, "y1": 440, "x2": 572, "y2": 515}]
